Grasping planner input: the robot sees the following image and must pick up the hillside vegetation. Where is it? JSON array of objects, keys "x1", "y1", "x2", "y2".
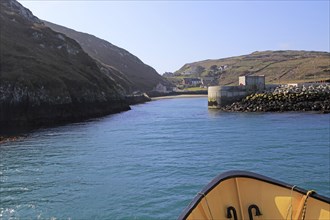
[
  {"x1": 0, "y1": 0, "x2": 130, "y2": 129},
  {"x1": 175, "y1": 51, "x2": 330, "y2": 85},
  {"x1": 44, "y1": 21, "x2": 170, "y2": 93}
]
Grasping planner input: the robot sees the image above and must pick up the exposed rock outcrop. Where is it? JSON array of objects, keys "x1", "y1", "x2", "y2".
[
  {"x1": 0, "y1": 0, "x2": 130, "y2": 131},
  {"x1": 125, "y1": 93, "x2": 151, "y2": 105}
]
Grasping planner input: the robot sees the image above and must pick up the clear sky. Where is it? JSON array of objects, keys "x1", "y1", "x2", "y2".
[{"x1": 18, "y1": 0, "x2": 330, "y2": 75}]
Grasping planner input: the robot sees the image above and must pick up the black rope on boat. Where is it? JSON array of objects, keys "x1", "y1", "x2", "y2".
[
  {"x1": 226, "y1": 206, "x2": 238, "y2": 220},
  {"x1": 248, "y1": 204, "x2": 262, "y2": 220}
]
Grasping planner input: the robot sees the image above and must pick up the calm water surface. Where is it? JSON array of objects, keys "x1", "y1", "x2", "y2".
[{"x1": 1, "y1": 97, "x2": 329, "y2": 219}]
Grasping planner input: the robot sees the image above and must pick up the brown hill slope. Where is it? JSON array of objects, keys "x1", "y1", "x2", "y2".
[
  {"x1": 175, "y1": 50, "x2": 330, "y2": 85},
  {"x1": 0, "y1": 0, "x2": 130, "y2": 130},
  {"x1": 44, "y1": 21, "x2": 170, "y2": 93}
]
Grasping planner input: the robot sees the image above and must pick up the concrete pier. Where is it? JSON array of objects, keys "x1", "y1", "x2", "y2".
[
  {"x1": 208, "y1": 86, "x2": 247, "y2": 108},
  {"x1": 208, "y1": 75, "x2": 266, "y2": 108}
]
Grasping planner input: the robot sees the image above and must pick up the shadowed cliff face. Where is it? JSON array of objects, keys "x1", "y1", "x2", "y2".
[
  {"x1": 0, "y1": 0, "x2": 130, "y2": 132},
  {"x1": 44, "y1": 21, "x2": 171, "y2": 93}
]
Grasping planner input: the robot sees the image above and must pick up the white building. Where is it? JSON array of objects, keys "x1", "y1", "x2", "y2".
[
  {"x1": 154, "y1": 83, "x2": 169, "y2": 93},
  {"x1": 239, "y1": 75, "x2": 265, "y2": 91}
]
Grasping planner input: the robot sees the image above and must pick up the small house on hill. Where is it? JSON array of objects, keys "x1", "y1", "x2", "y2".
[
  {"x1": 201, "y1": 77, "x2": 216, "y2": 87},
  {"x1": 182, "y1": 78, "x2": 201, "y2": 86},
  {"x1": 153, "y1": 83, "x2": 170, "y2": 93}
]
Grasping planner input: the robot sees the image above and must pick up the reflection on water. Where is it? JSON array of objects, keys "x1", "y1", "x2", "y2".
[{"x1": 1, "y1": 97, "x2": 329, "y2": 219}]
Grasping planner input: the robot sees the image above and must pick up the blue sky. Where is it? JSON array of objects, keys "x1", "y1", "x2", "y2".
[{"x1": 18, "y1": 0, "x2": 329, "y2": 74}]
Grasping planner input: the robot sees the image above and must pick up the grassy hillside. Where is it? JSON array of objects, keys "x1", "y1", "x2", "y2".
[
  {"x1": 44, "y1": 21, "x2": 171, "y2": 93},
  {"x1": 175, "y1": 51, "x2": 330, "y2": 85},
  {"x1": 0, "y1": 0, "x2": 129, "y2": 129}
]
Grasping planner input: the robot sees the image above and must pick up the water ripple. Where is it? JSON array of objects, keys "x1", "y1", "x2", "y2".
[{"x1": 0, "y1": 98, "x2": 329, "y2": 219}]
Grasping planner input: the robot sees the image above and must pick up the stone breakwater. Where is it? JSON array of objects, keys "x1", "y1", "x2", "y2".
[{"x1": 221, "y1": 84, "x2": 330, "y2": 113}]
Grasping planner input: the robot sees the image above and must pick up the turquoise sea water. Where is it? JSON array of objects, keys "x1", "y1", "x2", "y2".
[{"x1": 1, "y1": 97, "x2": 329, "y2": 219}]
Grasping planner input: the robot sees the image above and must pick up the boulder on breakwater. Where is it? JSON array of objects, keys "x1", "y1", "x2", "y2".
[{"x1": 221, "y1": 84, "x2": 330, "y2": 113}]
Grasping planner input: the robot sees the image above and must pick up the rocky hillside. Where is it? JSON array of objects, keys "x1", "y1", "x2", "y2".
[
  {"x1": 175, "y1": 51, "x2": 330, "y2": 85},
  {"x1": 44, "y1": 21, "x2": 170, "y2": 93},
  {"x1": 0, "y1": 0, "x2": 130, "y2": 130}
]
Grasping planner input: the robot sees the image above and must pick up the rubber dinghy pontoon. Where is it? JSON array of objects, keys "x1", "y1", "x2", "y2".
[{"x1": 178, "y1": 171, "x2": 330, "y2": 220}]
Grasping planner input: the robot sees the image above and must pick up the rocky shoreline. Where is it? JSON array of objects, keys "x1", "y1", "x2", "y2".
[
  {"x1": 125, "y1": 93, "x2": 151, "y2": 105},
  {"x1": 221, "y1": 84, "x2": 330, "y2": 113},
  {"x1": 0, "y1": 135, "x2": 27, "y2": 144}
]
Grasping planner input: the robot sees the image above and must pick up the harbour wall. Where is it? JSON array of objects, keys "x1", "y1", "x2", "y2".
[
  {"x1": 208, "y1": 86, "x2": 248, "y2": 108},
  {"x1": 208, "y1": 83, "x2": 330, "y2": 112}
]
